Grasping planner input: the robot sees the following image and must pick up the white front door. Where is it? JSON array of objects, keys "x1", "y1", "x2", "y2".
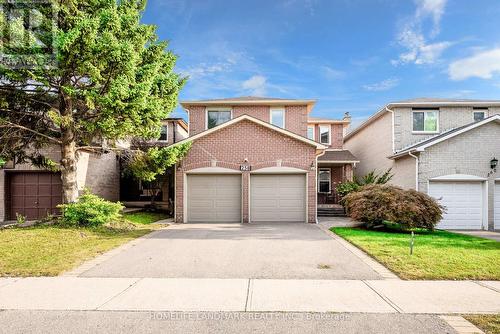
[
  {"x1": 428, "y1": 181, "x2": 484, "y2": 230},
  {"x1": 250, "y1": 174, "x2": 306, "y2": 222}
]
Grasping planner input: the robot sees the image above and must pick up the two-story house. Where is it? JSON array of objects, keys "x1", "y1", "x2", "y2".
[
  {"x1": 344, "y1": 98, "x2": 500, "y2": 231},
  {"x1": 172, "y1": 96, "x2": 357, "y2": 224}
]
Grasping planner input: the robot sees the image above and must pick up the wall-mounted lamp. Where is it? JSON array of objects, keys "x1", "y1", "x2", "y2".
[{"x1": 491, "y1": 157, "x2": 498, "y2": 170}]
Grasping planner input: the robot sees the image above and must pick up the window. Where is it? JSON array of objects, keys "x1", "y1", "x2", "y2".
[
  {"x1": 207, "y1": 110, "x2": 231, "y2": 129},
  {"x1": 319, "y1": 125, "x2": 330, "y2": 144},
  {"x1": 270, "y1": 108, "x2": 285, "y2": 128},
  {"x1": 307, "y1": 126, "x2": 315, "y2": 140},
  {"x1": 473, "y1": 109, "x2": 487, "y2": 122},
  {"x1": 318, "y1": 169, "x2": 331, "y2": 193},
  {"x1": 412, "y1": 110, "x2": 438, "y2": 132},
  {"x1": 159, "y1": 125, "x2": 168, "y2": 141}
]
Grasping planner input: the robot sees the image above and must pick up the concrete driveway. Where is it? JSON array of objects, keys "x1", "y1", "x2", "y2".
[{"x1": 79, "y1": 222, "x2": 381, "y2": 279}]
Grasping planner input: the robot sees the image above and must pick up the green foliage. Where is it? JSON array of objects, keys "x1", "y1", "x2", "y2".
[
  {"x1": 336, "y1": 168, "x2": 393, "y2": 199},
  {"x1": 343, "y1": 184, "x2": 444, "y2": 230},
  {"x1": 58, "y1": 190, "x2": 124, "y2": 227},
  {"x1": 0, "y1": 0, "x2": 184, "y2": 171},
  {"x1": 0, "y1": 157, "x2": 5, "y2": 168},
  {"x1": 125, "y1": 142, "x2": 191, "y2": 182}
]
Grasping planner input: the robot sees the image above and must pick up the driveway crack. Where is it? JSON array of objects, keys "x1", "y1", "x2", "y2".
[
  {"x1": 244, "y1": 279, "x2": 252, "y2": 312},
  {"x1": 362, "y1": 280, "x2": 403, "y2": 313},
  {"x1": 94, "y1": 278, "x2": 142, "y2": 310}
]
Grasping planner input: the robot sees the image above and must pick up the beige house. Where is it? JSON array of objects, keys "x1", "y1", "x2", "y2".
[{"x1": 344, "y1": 98, "x2": 500, "y2": 231}]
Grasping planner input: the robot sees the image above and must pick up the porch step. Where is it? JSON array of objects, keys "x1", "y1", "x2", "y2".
[{"x1": 317, "y1": 207, "x2": 346, "y2": 217}]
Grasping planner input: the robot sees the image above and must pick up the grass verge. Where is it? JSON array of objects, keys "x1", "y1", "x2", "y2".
[
  {"x1": 123, "y1": 211, "x2": 169, "y2": 225},
  {"x1": 463, "y1": 314, "x2": 500, "y2": 334},
  {"x1": 331, "y1": 227, "x2": 500, "y2": 280}
]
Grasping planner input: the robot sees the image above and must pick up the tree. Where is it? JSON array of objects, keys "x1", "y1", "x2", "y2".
[
  {"x1": 0, "y1": 0, "x2": 185, "y2": 203},
  {"x1": 121, "y1": 142, "x2": 191, "y2": 209}
]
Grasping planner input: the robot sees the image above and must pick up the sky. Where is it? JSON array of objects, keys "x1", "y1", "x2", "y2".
[{"x1": 142, "y1": 0, "x2": 500, "y2": 126}]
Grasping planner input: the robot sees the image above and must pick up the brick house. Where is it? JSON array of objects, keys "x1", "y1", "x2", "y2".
[
  {"x1": 173, "y1": 97, "x2": 357, "y2": 224},
  {"x1": 344, "y1": 98, "x2": 500, "y2": 231}
]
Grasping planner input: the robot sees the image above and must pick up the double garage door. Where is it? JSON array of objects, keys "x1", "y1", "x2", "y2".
[
  {"x1": 428, "y1": 181, "x2": 484, "y2": 230},
  {"x1": 186, "y1": 174, "x2": 306, "y2": 223}
]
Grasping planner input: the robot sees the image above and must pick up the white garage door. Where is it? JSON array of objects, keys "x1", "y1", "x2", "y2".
[
  {"x1": 187, "y1": 174, "x2": 241, "y2": 223},
  {"x1": 250, "y1": 174, "x2": 306, "y2": 222},
  {"x1": 428, "y1": 181, "x2": 484, "y2": 230},
  {"x1": 495, "y1": 182, "x2": 500, "y2": 230}
]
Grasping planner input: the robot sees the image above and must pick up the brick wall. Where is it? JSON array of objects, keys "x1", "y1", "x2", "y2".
[
  {"x1": 186, "y1": 104, "x2": 309, "y2": 137},
  {"x1": 312, "y1": 123, "x2": 344, "y2": 148},
  {"x1": 175, "y1": 119, "x2": 318, "y2": 223}
]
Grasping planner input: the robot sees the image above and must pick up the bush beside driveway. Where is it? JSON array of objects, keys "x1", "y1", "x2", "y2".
[{"x1": 331, "y1": 227, "x2": 500, "y2": 280}]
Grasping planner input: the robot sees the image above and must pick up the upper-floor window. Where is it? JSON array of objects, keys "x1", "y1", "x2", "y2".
[
  {"x1": 307, "y1": 126, "x2": 315, "y2": 140},
  {"x1": 158, "y1": 125, "x2": 168, "y2": 141},
  {"x1": 412, "y1": 109, "x2": 438, "y2": 133},
  {"x1": 207, "y1": 109, "x2": 231, "y2": 129},
  {"x1": 473, "y1": 108, "x2": 487, "y2": 122},
  {"x1": 319, "y1": 125, "x2": 330, "y2": 144},
  {"x1": 270, "y1": 108, "x2": 285, "y2": 128}
]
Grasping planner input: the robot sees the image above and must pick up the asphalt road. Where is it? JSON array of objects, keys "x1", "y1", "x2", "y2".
[{"x1": 0, "y1": 310, "x2": 456, "y2": 334}]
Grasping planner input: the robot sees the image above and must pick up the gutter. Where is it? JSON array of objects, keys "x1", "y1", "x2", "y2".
[{"x1": 314, "y1": 150, "x2": 326, "y2": 224}]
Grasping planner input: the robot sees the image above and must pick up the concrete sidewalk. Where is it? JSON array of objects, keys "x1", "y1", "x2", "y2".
[{"x1": 0, "y1": 277, "x2": 499, "y2": 314}]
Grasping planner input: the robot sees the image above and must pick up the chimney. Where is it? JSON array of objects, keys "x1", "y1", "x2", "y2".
[{"x1": 343, "y1": 112, "x2": 351, "y2": 123}]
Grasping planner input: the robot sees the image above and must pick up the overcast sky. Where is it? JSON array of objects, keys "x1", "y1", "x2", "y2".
[{"x1": 143, "y1": 0, "x2": 500, "y2": 126}]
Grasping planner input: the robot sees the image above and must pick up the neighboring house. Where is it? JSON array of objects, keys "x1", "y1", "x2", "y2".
[
  {"x1": 0, "y1": 117, "x2": 188, "y2": 223},
  {"x1": 120, "y1": 118, "x2": 188, "y2": 210},
  {"x1": 344, "y1": 98, "x2": 500, "y2": 231},
  {"x1": 173, "y1": 96, "x2": 357, "y2": 224},
  {"x1": 0, "y1": 147, "x2": 120, "y2": 222}
]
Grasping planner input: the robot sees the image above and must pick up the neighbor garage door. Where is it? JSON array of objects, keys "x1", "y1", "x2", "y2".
[
  {"x1": 495, "y1": 182, "x2": 500, "y2": 230},
  {"x1": 8, "y1": 172, "x2": 62, "y2": 220},
  {"x1": 250, "y1": 174, "x2": 306, "y2": 222},
  {"x1": 186, "y1": 174, "x2": 241, "y2": 222},
  {"x1": 428, "y1": 181, "x2": 483, "y2": 230}
]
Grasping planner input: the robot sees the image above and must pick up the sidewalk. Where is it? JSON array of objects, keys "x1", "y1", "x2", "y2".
[{"x1": 0, "y1": 277, "x2": 499, "y2": 314}]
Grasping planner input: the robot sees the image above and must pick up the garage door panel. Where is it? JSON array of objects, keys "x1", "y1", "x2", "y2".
[
  {"x1": 429, "y1": 181, "x2": 483, "y2": 230},
  {"x1": 495, "y1": 183, "x2": 500, "y2": 229},
  {"x1": 251, "y1": 174, "x2": 306, "y2": 222},
  {"x1": 187, "y1": 174, "x2": 241, "y2": 223}
]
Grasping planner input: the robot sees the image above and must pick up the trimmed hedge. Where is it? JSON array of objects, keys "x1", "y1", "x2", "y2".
[{"x1": 343, "y1": 184, "x2": 444, "y2": 230}]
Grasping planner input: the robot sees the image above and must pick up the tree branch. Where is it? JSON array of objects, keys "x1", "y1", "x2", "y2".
[{"x1": 0, "y1": 122, "x2": 62, "y2": 144}]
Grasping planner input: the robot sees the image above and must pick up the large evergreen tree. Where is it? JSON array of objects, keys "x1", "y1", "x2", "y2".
[{"x1": 0, "y1": 0, "x2": 186, "y2": 203}]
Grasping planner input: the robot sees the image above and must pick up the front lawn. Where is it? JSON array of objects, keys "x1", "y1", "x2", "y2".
[
  {"x1": 331, "y1": 227, "x2": 500, "y2": 280},
  {"x1": 123, "y1": 211, "x2": 169, "y2": 225},
  {"x1": 0, "y1": 215, "x2": 161, "y2": 276},
  {"x1": 463, "y1": 314, "x2": 500, "y2": 334}
]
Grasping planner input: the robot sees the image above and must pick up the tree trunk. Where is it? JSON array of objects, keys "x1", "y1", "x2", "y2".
[
  {"x1": 60, "y1": 136, "x2": 78, "y2": 203},
  {"x1": 59, "y1": 79, "x2": 78, "y2": 203}
]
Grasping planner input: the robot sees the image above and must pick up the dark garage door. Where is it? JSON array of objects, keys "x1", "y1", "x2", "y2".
[{"x1": 8, "y1": 172, "x2": 62, "y2": 220}]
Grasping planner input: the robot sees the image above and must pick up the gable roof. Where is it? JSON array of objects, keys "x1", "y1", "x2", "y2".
[
  {"x1": 164, "y1": 117, "x2": 188, "y2": 132},
  {"x1": 390, "y1": 114, "x2": 500, "y2": 159},
  {"x1": 180, "y1": 96, "x2": 316, "y2": 108},
  {"x1": 345, "y1": 98, "x2": 500, "y2": 141},
  {"x1": 307, "y1": 116, "x2": 349, "y2": 124},
  {"x1": 168, "y1": 114, "x2": 327, "y2": 150}
]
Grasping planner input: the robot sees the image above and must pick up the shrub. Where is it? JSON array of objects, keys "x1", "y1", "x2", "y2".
[
  {"x1": 58, "y1": 190, "x2": 124, "y2": 227},
  {"x1": 336, "y1": 181, "x2": 360, "y2": 198},
  {"x1": 336, "y1": 168, "x2": 394, "y2": 199},
  {"x1": 343, "y1": 184, "x2": 444, "y2": 230}
]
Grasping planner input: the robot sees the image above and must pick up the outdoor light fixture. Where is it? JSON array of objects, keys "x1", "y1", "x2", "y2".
[{"x1": 491, "y1": 157, "x2": 498, "y2": 170}]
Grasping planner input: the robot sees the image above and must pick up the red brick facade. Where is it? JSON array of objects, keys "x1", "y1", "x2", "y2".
[
  {"x1": 175, "y1": 119, "x2": 317, "y2": 223},
  {"x1": 187, "y1": 105, "x2": 309, "y2": 137},
  {"x1": 311, "y1": 123, "x2": 344, "y2": 149}
]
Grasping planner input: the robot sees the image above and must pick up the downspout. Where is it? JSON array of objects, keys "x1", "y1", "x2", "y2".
[
  {"x1": 408, "y1": 151, "x2": 419, "y2": 191},
  {"x1": 173, "y1": 122, "x2": 176, "y2": 143},
  {"x1": 315, "y1": 149, "x2": 326, "y2": 224},
  {"x1": 384, "y1": 106, "x2": 395, "y2": 154}
]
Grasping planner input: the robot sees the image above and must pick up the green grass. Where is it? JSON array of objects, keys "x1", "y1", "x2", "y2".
[
  {"x1": 463, "y1": 314, "x2": 500, "y2": 334},
  {"x1": 0, "y1": 222, "x2": 157, "y2": 277},
  {"x1": 331, "y1": 227, "x2": 500, "y2": 280},
  {"x1": 123, "y1": 211, "x2": 169, "y2": 225}
]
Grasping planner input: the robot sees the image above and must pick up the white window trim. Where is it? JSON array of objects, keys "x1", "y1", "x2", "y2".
[
  {"x1": 318, "y1": 168, "x2": 331, "y2": 194},
  {"x1": 319, "y1": 124, "x2": 331, "y2": 145},
  {"x1": 307, "y1": 125, "x2": 315, "y2": 140},
  {"x1": 158, "y1": 124, "x2": 169, "y2": 141},
  {"x1": 412, "y1": 110, "x2": 439, "y2": 134},
  {"x1": 205, "y1": 107, "x2": 233, "y2": 130},
  {"x1": 269, "y1": 107, "x2": 285, "y2": 128},
  {"x1": 472, "y1": 110, "x2": 486, "y2": 122}
]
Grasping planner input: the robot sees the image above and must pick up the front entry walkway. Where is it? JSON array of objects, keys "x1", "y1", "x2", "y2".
[{"x1": 75, "y1": 222, "x2": 382, "y2": 280}]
